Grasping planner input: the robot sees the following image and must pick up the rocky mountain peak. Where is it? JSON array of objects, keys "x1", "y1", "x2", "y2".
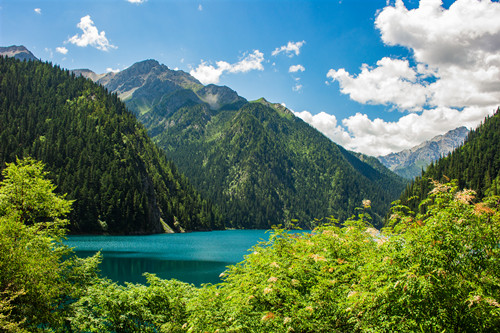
[
  {"x1": 377, "y1": 126, "x2": 470, "y2": 179},
  {"x1": 0, "y1": 45, "x2": 38, "y2": 61},
  {"x1": 126, "y1": 59, "x2": 162, "y2": 75},
  {"x1": 197, "y1": 84, "x2": 247, "y2": 109}
]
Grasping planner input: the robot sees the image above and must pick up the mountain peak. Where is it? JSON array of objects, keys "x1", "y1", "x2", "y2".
[
  {"x1": 126, "y1": 59, "x2": 162, "y2": 75},
  {"x1": 377, "y1": 126, "x2": 470, "y2": 179},
  {"x1": 252, "y1": 97, "x2": 293, "y2": 117},
  {"x1": 0, "y1": 45, "x2": 38, "y2": 62},
  {"x1": 197, "y1": 84, "x2": 247, "y2": 109}
]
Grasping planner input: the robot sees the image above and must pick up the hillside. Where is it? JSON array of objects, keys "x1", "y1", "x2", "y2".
[
  {"x1": 91, "y1": 60, "x2": 406, "y2": 228},
  {"x1": 378, "y1": 126, "x2": 469, "y2": 179},
  {"x1": 400, "y1": 109, "x2": 500, "y2": 211},
  {"x1": 0, "y1": 56, "x2": 222, "y2": 234}
]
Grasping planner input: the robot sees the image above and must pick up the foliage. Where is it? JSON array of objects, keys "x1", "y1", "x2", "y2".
[
  {"x1": 0, "y1": 56, "x2": 222, "y2": 234},
  {"x1": 183, "y1": 183, "x2": 500, "y2": 332},
  {"x1": 69, "y1": 274, "x2": 195, "y2": 332},
  {"x1": 0, "y1": 158, "x2": 100, "y2": 331}
]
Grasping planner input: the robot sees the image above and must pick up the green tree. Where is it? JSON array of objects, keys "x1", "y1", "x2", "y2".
[
  {"x1": 0, "y1": 158, "x2": 100, "y2": 331},
  {"x1": 69, "y1": 274, "x2": 195, "y2": 332}
]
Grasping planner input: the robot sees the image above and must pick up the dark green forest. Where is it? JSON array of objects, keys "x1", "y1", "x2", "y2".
[
  {"x1": 113, "y1": 65, "x2": 407, "y2": 229},
  {"x1": 0, "y1": 56, "x2": 222, "y2": 234},
  {"x1": 150, "y1": 101, "x2": 406, "y2": 229},
  {"x1": 400, "y1": 109, "x2": 500, "y2": 212}
]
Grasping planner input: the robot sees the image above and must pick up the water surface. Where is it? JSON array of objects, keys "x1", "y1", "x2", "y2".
[{"x1": 65, "y1": 230, "x2": 273, "y2": 286}]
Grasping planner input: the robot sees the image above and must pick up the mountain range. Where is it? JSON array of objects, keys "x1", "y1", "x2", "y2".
[
  {"x1": 74, "y1": 59, "x2": 407, "y2": 228},
  {"x1": 378, "y1": 126, "x2": 470, "y2": 179},
  {"x1": 1, "y1": 46, "x2": 421, "y2": 231}
]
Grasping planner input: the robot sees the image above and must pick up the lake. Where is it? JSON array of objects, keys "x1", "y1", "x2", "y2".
[{"x1": 65, "y1": 230, "x2": 276, "y2": 286}]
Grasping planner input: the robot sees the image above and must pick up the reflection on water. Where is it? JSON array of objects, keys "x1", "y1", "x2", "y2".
[
  {"x1": 66, "y1": 230, "x2": 274, "y2": 286},
  {"x1": 75, "y1": 251, "x2": 233, "y2": 285}
]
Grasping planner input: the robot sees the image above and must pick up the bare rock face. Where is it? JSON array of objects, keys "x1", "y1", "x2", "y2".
[
  {"x1": 378, "y1": 126, "x2": 470, "y2": 179},
  {"x1": 0, "y1": 45, "x2": 38, "y2": 62},
  {"x1": 70, "y1": 69, "x2": 106, "y2": 82}
]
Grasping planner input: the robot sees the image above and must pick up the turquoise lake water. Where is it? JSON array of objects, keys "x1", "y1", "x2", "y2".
[{"x1": 65, "y1": 230, "x2": 275, "y2": 286}]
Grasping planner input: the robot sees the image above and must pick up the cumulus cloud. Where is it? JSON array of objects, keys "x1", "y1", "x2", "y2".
[
  {"x1": 293, "y1": 111, "x2": 352, "y2": 147},
  {"x1": 289, "y1": 64, "x2": 305, "y2": 73},
  {"x1": 190, "y1": 50, "x2": 264, "y2": 85},
  {"x1": 320, "y1": 0, "x2": 500, "y2": 155},
  {"x1": 272, "y1": 40, "x2": 305, "y2": 57},
  {"x1": 106, "y1": 67, "x2": 120, "y2": 73},
  {"x1": 341, "y1": 106, "x2": 493, "y2": 156},
  {"x1": 55, "y1": 46, "x2": 68, "y2": 55},
  {"x1": 292, "y1": 84, "x2": 303, "y2": 92},
  {"x1": 127, "y1": 0, "x2": 146, "y2": 3},
  {"x1": 34, "y1": 8, "x2": 41, "y2": 14},
  {"x1": 297, "y1": 106, "x2": 493, "y2": 156},
  {"x1": 67, "y1": 15, "x2": 116, "y2": 51},
  {"x1": 327, "y1": 57, "x2": 429, "y2": 111}
]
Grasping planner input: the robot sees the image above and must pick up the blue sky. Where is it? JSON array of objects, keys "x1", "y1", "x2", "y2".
[{"x1": 1, "y1": 0, "x2": 500, "y2": 156}]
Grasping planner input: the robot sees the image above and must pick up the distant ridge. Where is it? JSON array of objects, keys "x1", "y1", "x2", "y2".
[
  {"x1": 378, "y1": 126, "x2": 469, "y2": 179},
  {"x1": 70, "y1": 68, "x2": 106, "y2": 82},
  {"x1": 0, "y1": 45, "x2": 38, "y2": 62}
]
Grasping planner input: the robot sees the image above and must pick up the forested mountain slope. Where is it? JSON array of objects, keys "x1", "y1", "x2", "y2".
[
  {"x1": 0, "y1": 56, "x2": 222, "y2": 234},
  {"x1": 400, "y1": 109, "x2": 500, "y2": 211},
  {"x1": 94, "y1": 60, "x2": 406, "y2": 228}
]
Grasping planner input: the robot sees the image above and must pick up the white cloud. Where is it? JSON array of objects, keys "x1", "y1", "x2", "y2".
[
  {"x1": 294, "y1": 111, "x2": 352, "y2": 147},
  {"x1": 322, "y1": 0, "x2": 500, "y2": 155},
  {"x1": 289, "y1": 64, "x2": 305, "y2": 73},
  {"x1": 272, "y1": 40, "x2": 305, "y2": 57},
  {"x1": 190, "y1": 50, "x2": 264, "y2": 85},
  {"x1": 106, "y1": 67, "x2": 120, "y2": 73},
  {"x1": 198, "y1": 4, "x2": 203, "y2": 11},
  {"x1": 127, "y1": 0, "x2": 146, "y2": 3},
  {"x1": 296, "y1": 106, "x2": 494, "y2": 156},
  {"x1": 327, "y1": 57, "x2": 429, "y2": 111},
  {"x1": 34, "y1": 8, "x2": 41, "y2": 14},
  {"x1": 292, "y1": 84, "x2": 303, "y2": 92},
  {"x1": 55, "y1": 46, "x2": 68, "y2": 55},
  {"x1": 374, "y1": 0, "x2": 500, "y2": 109},
  {"x1": 340, "y1": 106, "x2": 493, "y2": 156},
  {"x1": 67, "y1": 15, "x2": 116, "y2": 51}
]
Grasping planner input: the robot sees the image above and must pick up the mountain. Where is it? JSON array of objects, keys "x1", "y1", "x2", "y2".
[
  {"x1": 400, "y1": 109, "x2": 500, "y2": 212},
  {"x1": 71, "y1": 68, "x2": 106, "y2": 82},
  {"x1": 378, "y1": 126, "x2": 470, "y2": 179},
  {"x1": 0, "y1": 56, "x2": 222, "y2": 234},
  {"x1": 0, "y1": 45, "x2": 38, "y2": 62},
  {"x1": 91, "y1": 60, "x2": 406, "y2": 228}
]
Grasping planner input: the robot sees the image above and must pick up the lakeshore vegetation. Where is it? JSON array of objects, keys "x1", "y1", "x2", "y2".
[{"x1": 1, "y1": 158, "x2": 499, "y2": 332}]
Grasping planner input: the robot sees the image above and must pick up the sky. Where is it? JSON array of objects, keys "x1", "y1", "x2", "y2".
[{"x1": 1, "y1": 0, "x2": 500, "y2": 156}]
